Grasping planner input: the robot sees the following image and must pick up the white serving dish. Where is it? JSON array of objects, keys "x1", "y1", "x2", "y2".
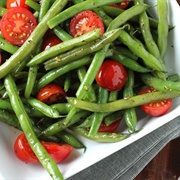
[{"x1": 0, "y1": 0, "x2": 179, "y2": 179}]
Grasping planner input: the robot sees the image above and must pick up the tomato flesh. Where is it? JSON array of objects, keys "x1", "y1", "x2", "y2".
[
  {"x1": 1, "y1": 7, "x2": 37, "y2": 46},
  {"x1": 36, "y1": 83, "x2": 66, "y2": 105},
  {"x1": 110, "y1": 0, "x2": 130, "y2": 9},
  {"x1": 96, "y1": 60, "x2": 127, "y2": 91},
  {"x1": 70, "y1": 10, "x2": 104, "y2": 37},
  {"x1": 6, "y1": 0, "x2": 30, "y2": 9},
  {"x1": 138, "y1": 87, "x2": 173, "y2": 116},
  {"x1": 14, "y1": 133, "x2": 73, "y2": 163},
  {"x1": 98, "y1": 120, "x2": 121, "y2": 132}
]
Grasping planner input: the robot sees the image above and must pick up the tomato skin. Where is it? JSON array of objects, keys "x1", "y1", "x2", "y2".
[
  {"x1": 1, "y1": 7, "x2": 37, "y2": 46},
  {"x1": 96, "y1": 60, "x2": 127, "y2": 91},
  {"x1": 138, "y1": 87, "x2": 173, "y2": 116},
  {"x1": 110, "y1": 0, "x2": 130, "y2": 9},
  {"x1": 41, "y1": 141, "x2": 73, "y2": 163},
  {"x1": 98, "y1": 120, "x2": 121, "y2": 132},
  {"x1": 70, "y1": 10, "x2": 104, "y2": 37},
  {"x1": 6, "y1": 0, "x2": 30, "y2": 9},
  {"x1": 36, "y1": 83, "x2": 66, "y2": 105},
  {"x1": 14, "y1": 133, "x2": 39, "y2": 163},
  {"x1": 41, "y1": 34, "x2": 62, "y2": 51},
  {"x1": 14, "y1": 133, "x2": 73, "y2": 163}
]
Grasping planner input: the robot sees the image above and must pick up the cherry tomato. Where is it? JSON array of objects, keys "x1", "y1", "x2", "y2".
[
  {"x1": 41, "y1": 34, "x2": 62, "y2": 51},
  {"x1": 109, "y1": 0, "x2": 130, "y2": 9},
  {"x1": 98, "y1": 120, "x2": 121, "y2": 132},
  {"x1": 14, "y1": 133, "x2": 39, "y2": 163},
  {"x1": 6, "y1": 0, "x2": 30, "y2": 9},
  {"x1": 96, "y1": 60, "x2": 127, "y2": 91},
  {"x1": 70, "y1": 10, "x2": 104, "y2": 37},
  {"x1": 14, "y1": 133, "x2": 73, "y2": 163},
  {"x1": 36, "y1": 83, "x2": 66, "y2": 105},
  {"x1": 138, "y1": 87, "x2": 173, "y2": 116},
  {"x1": 41, "y1": 141, "x2": 73, "y2": 163},
  {"x1": 1, "y1": 7, "x2": 37, "y2": 46}
]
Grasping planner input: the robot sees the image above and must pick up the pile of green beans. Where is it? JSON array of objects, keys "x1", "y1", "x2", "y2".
[{"x1": 0, "y1": 0, "x2": 180, "y2": 180}]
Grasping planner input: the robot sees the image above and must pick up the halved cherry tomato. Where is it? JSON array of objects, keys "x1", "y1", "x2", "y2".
[
  {"x1": 36, "y1": 83, "x2": 66, "y2": 105},
  {"x1": 98, "y1": 120, "x2": 121, "y2": 132},
  {"x1": 6, "y1": 0, "x2": 30, "y2": 9},
  {"x1": 70, "y1": 10, "x2": 104, "y2": 37},
  {"x1": 138, "y1": 87, "x2": 173, "y2": 116},
  {"x1": 96, "y1": 60, "x2": 127, "y2": 91},
  {"x1": 41, "y1": 34, "x2": 62, "y2": 51},
  {"x1": 14, "y1": 133, "x2": 73, "y2": 163},
  {"x1": 41, "y1": 141, "x2": 73, "y2": 163},
  {"x1": 1, "y1": 7, "x2": 37, "y2": 46},
  {"x1": 109, "y1": 0, "x2": 130, "y2": 9}
]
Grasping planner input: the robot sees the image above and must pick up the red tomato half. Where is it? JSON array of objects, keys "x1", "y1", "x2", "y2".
[
  {"x1": 6, "y1": 0, "x2": 30, "y2": 9},
  {"x1": 36, "y1": 83, "x2": 66, "y2": 105},
  {"x1": 41, "y1": 34, "x2": 62, "y2": 51},
  {"x1": 41, "y1": 141, "x2": 73, "y2": 163},
  {"x1": 14, "y1": 133, "x2": 39, "y2": 163},
  {"x1": 70, "y1": 10, "x2": 104, "y2": 37},
  {"x1": 96, "y1": 60, "x2": 127, "y2": 91},
  {"x1": 14, "y1": 133, "x2": 73, "y2": 163},
  {"x1": 138, "y1": 87, "x2": 173, "y2": 116},
  {"x1": 1, "y1": 7, "x2": 37, "y2": 46},
  {"x1": 110, "y1": 0, "x2": 130, "y2": 9},
  {"x1": 98, "y1": 120, "x2": 121, "y2": 132}
]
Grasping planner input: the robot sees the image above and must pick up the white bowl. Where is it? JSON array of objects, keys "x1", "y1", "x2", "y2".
[{"x1": 0, "y1": 0, "x2": 179, "y2": 179}]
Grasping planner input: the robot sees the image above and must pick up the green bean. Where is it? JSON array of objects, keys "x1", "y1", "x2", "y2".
[
  {"x1": 117, "y1": 29, "x2": 166, "y2": 72},
  {"x1": 107, "y1": 4, "x2": 149, "y2": 30},
  {"x1": 53, "y1": 26, "x2": 72, "y2": 41},
  {"x1": 0, "y1": 99, "x2": 13, "y2": 111},
  {"x1": 77, "y1": 67, "x2": 96, "y2": 102},
  {"x1": 134, "y1": 0, "x2": 160, "y2": 59},
  {"x1": 47, "y1": 0, "x2": 124, "y2": 29},
  {"x1": 36, "y1": 55, "x2": 91, "y2": 91},
  {"x1": 108, "y1": 91, "x2": 119, "y2": 102},
  {"x1": 51, "y1": 103, "x2": 72, "y2": 114},
  {"x1": 114, "y1": 46, "x2": 138, "y2": 61},
  {"x1": 25, "y1": 0, "x2": 40, "y2": 11},
  {"x1": 38, "y1": 0, "x2": 51, "y2": 22},
  {"x1": 70, "y1": 126, "x2": 129, "y2": 143},
  {"x1": 64, "y1": 73, "x2": 71, "y2": 92},
  {"x1": 44, "y1": 28, "x2": 123, "y2": 70},
  {"x1": 104, "y1": 111, "x2": 123, "y2": 126},
  {"x1": 27, "y1": 29, "x2": 101, "y2": 66},
  {"x1": 123, "y1": 69, "x2": 137, "y2": 133},
  {"x1": 139, "y1": 73, "x2": 180, "y2": 93},
  {"x1": 0, "y1": 37, "x2": 19, "y2": 54},
  {"x1": 4, "y1": 74, "x2": 64, "y2": 180},
  {"x1": 0, "y1": 6, "x2": 7, "y2": 17},
  {"x1": 102, "y1": 5, "x2": 159, "y2": 29},
  {"x1": 24, "y1": 97, "x2": 61, "y2": 118},
  {"x1": 24, "y1": 66, "x2": 38, "y2": 98},
  {"x1": 167, "y1": 74, "x2": 180, "y2": 82},
  {"x1": 88, "y1": 87, "x2": 109, "y2": 137},
  {"x1": 112, "y1": 49, "x2": 152, "y2": 73},
  {"x1": 57, "y1": 131, "x2": 86, "y2": 150},
  {"x1": 157, "y1": 0, "x2": 169, "y2": 60},
  {"x1": 67, "y1": 90, "x2": 180, "y2": 113},
  {"x1": 0, "y1": 0, "x2": 68, "y2": 79},
  {"x1": 40, "y1": 111, "x2": 90, "y2": 137},
  {"x1": 0, "y1": 109, "x2": 21, "y2": 130}
]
